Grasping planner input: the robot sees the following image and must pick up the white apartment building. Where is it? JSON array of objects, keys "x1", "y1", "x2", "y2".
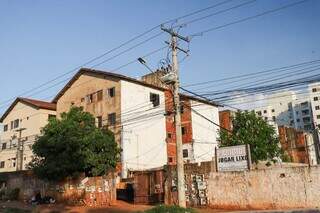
[
  {"x1": 254, "y1": 91, "x2": 297, "y2": 129},
  {"x1": 309, "y1": 82, "x2": 320, "y2": 129},
  {"x1": 0, "y1": 98, "x2": 56, "y2": 172},
  {"x1": 254, "y1": 91, "x2": 314, "y2": 132}
]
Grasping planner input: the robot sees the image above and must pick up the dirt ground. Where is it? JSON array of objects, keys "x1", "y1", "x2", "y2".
[
  {"x1": 1, "y1": 201, "x2": 318, "y2": 213},
  {"x1": 0, "y1": 200, "x2": 228, "y2": 213}
]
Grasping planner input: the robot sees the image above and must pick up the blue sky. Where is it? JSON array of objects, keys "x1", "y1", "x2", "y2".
[{"x1": 0, "y1": 0, "x2": 319, "y2": 114}]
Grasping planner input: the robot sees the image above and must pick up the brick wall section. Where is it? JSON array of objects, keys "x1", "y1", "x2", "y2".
[
  {"x1": 278, "y1": 126, "x2": 309, "y2": 164},
  {"x1": 0, "y1": 171, "x2": 116, "y2": 206},
  {"x1": 219, "y1": 110, "x2": 233, "y2": 131},
  {"x1": 165, "y1": 91, "x2": 193, "y2": 165}
]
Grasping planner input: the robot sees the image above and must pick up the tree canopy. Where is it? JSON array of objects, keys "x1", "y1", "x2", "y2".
[
  {"x1": 219, "y1": 110, "x2": 283, "y2": 163},
  {"x1": 29, "y1": 107, "x2": 120, "y2": 182}
]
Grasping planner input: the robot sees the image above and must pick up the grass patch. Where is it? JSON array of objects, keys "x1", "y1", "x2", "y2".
[
  {"x1": 142, "y1": 205, "x2": 197, "y2": 213},
  {"x1": 1, "y1": 208, "x2": 31, "y2": 213}
]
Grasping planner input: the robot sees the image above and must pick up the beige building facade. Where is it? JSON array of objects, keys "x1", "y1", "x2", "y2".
[
  {"x1": 0, "y1": 98, "x2": 56, "y2": 172},
  {"x1": 53, "y1": 68, "x2": 220, "y2": 177}
]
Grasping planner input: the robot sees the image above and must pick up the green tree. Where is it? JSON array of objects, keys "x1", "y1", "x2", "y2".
[
  {"x1": 29, "y1": 107, "x2": 120, "y2": 181},
  {"x1": 219, "y1": 110, "x2": 283, "y2": 163}
]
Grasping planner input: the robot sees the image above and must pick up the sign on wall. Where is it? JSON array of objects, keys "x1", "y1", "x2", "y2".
[{"x1": 215, "y1": 144, "x2": 251, "y2": 172}]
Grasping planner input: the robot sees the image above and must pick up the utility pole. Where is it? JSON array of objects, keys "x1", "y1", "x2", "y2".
[
  {"x1": 161, "y1": 25, "x2": 189, "y2": 208},
  {"x1": 15, "y1": 127, "x2": 26, "y2": 171}
]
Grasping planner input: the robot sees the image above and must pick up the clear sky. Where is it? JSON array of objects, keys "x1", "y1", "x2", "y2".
[{"x1": 0, "y1": 0, "x2": 319, "y2": 114}]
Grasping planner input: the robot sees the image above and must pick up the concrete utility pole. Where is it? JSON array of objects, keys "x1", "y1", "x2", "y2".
[
  {"x1": 161, "y1": 25, "x2": 189, "y2": 208},
  {"x1": 15, "y1": 127, "x2": 26, "y2": 171}
]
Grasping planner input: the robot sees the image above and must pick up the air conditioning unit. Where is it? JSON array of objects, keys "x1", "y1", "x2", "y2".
[{"x1": 160, "y1": 72, "x2": 176, "y2": 84}]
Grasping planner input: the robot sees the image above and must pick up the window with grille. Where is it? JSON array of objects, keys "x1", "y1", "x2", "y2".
[
  {"x1": 183, "y1": 149, "x2": 188, "y2": 158},
  {"x1": 108, "y1": 87, "x2": 115, "y2": 98},
  {"x1": 108, "y1": 113, "x2": 116, "y2": 126},
  {"x1": 97, "y1": 116, "x2": 103, "y2": 128},
  {"x1": 150, "y1": 93, "x2": 160, "y2": 107}
]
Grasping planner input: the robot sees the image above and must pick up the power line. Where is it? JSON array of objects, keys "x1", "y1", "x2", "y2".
[
  {"x1": 0, "y1": 0, "x2": 238, "y2": 107},
  {"x1": 189, "y1": 0, "x2": 310, "y2": 38},
  {"x1": 183, "y1": 59, "x2": 320, "y2": 88},
  {"x1": 174, "y1": 0, "x2": 256, "y2": 28}
]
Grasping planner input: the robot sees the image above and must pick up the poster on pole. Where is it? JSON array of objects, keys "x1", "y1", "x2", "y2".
[{"x1": 215, "y1": 144, "x2": 251, "y2": 172}]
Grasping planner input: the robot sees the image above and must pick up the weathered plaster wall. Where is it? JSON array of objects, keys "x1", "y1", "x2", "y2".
[
  {"x1": 120, "y1": 80, "x2": 167, "y2": 177},
  {"x1": 207, "y1": 166, "x2": 320, "y2": 209},
  {"x1": 0, "y1": 171, "x2": 116, "y2": 206},
  {"x1": 191, "y1": 100, "x2": 219, "y2": 163}
]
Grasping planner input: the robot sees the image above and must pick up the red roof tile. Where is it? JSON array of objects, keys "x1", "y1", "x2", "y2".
[{"x1": 0, "y1": 97, "x2": 56, "y2": 122}]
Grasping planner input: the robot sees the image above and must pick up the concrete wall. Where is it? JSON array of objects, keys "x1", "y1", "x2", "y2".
[
  {"x1": 207, "y1": 166, "x2": 320, "y2": 209},
  {"x1": 120, "y1": 80, "x2": 167, "y2": 177},
  {"x1": 0, "y1": 171, "x2": 116, "y2": 206}
]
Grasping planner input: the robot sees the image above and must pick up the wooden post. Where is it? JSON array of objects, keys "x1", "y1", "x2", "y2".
[
  {"x1": 246, "y1": 144, "x2": 252, "y2": 170},
  {"x1": 215, "y1": 147, "x2": 218, "y2": 172}
]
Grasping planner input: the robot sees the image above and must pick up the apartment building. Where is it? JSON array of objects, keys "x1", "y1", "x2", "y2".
[
  {"x1": 253, "y1": 91, "x2": 314, "y2": 132},
  {"x1": 254, "y1": 91, "x2": 296, "y2": 128},
  {"x1": 0, "y1": 98, "x2": 56, "y2": 172},
  {"x1": 309, "y1": 82, "x2": 320, "y2": 129},
  {"x1": 53, "y1": 68, "x2": 220, "y2": 177}
]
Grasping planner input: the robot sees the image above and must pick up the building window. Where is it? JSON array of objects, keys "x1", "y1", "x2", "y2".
[
  {"x1": 316, "y1": 106, "x2": 320, "y2": 110},
  {"x1": 303, "y1": 117, "x2": 311, "y2": 123},
  {"x1": 314, "y1": 97, "x2": 319, "y2": 101},
  {"x1": 180, "y1": 105, "x2": 184, "y2": 114},
  {"x1": 167, "y1": 133, "x2": 172, "y2": 139},
  {"x1": 317, "y1": 115, "x2": 320, "y2": 119},
  {"x1": 181, "y1": 127, "x2": 186, "y2": 135},
  {"x1": 312, "y1": 88, "x2": 317, "y2": 92},
  {"x1": 183, "y1": 149, "x2": 188, "y2": 158},
  {"x1": 256, "y1": 111, "x2": 261, "y2": 116},
  {"x1": 97, "y1": 90, "x2": 103, "y2": 101},
  {"x1": 1, "y1": 143, "x2": 6, "y2": 150},
  {"x1": 13, "y1": 119, "x2": 19, "y2": 129},
  {"x1": 301, "y1": 102, "x2": 308, "y2": 108},
  {"x1": 271, "y1": 109, "x2": 275, "y2": 113},
  {"x1": 304, "y1": 125, "x2": 312, "y2": 130},
  {"x1": 97, "y1": 116, "x2": 103, "y2": 128},
  {"x1": 168, "y1": 157, "x2": 173, "y2": 163},
  {"x1": 296, "y1": 119, "x2": 300, "y2": 122},
  {"x1": 272, "y1": 116, "x2": 276, "y2": 121},
  {"x1": 3, "y1": 124, "x2": 8, "y2": 132},
  {"x1": 108, "y1": 113, "x2": 116, "y2": 126},
  {"x1": 107, "y1": 87, "x2": 115, "y2": 98},
  {"x1": 150, "y1": 93, "x2": 160, "y2": 107},
  {"x1": 86, "y1": 94, "x2": 93, "y2": 103},
  {"x1": 0, "y1": 161, "x2": 4, "y2": 168},
  {"x1": 10, "y1": 121, "x2": 14, "y2": 130},
  {"x1": 263, "y1": 110, "x2": 267, "y2": 114},
  {"x1": 264, "y1": 117, "x2": 268, "y2": 121},
  {"x1": 12, "y1": 158, "x2": 16, "y2": 168}
]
